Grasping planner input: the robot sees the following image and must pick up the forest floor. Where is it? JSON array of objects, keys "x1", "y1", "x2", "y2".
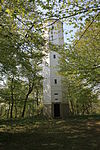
[{"x1": 0, "y1": 115, "x2": 100, "y2": 150}]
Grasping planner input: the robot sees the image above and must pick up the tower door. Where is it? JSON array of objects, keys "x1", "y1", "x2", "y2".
[{"x1": 54, "y1": 104, "x2": 60, "y2": 117}]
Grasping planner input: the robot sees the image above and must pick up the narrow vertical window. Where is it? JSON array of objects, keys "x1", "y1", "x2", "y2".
[
  {"x1": 53, "y1": 54, "x2": 56, "y2": 58},
  {"x1": 52, "y1": 26, "x2": 54, "y2": 30},
  {"x1": 51, "y1": 35, "x2": 53, "y2": 41},
  {"x1": 51, "y1": 26, "x2": 54, "y2": 41},
  {"x1": 51, "y1": 30, "x2": 53, "y2": 35},
  {"x1": 54, "y1": 79, "x2": 57, "y2": 84}
]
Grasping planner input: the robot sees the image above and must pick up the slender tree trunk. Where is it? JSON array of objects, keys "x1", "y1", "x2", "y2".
[
  {"x1": 10, "y1": 95, "x2": 14, "y2": 118},
  {"x1": 32, "y1": 100, "x2": 34, "y2": 116},
  {"x1": 0, "y1": 106, "x2": 2, "y2": 117},
  {"x1": 7, "y1": 101, "x2": 11, "y2": 119},
  {"x1": 70, "y1": 100, "x2": 75, "y2": 115},
  {"x1": 76, "y1": 104, "x2": 79, "y2": 115},
  {"x1": 15, "y1": 99, "x2": 17, "y2": 118},
  {"x1": 22, "y1": 93, "x2": 29, "y2": 117},
  {"x1": 36, "y1": 88, "x2": 39, "y2": 106},
  {"x1": 22, "y1": 83, "x2": 34, "y2": 118},
  {"x1": 10, "y1": 77, "x2": 14, "y2": 119}
]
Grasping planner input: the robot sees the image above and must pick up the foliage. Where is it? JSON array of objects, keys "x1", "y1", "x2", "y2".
[
  {"x1": 0, "y1": 0, "x2": 100, "y2": 118},
  {"x1": 0, "y1": 0, "x2": 45, "y2": 118},
  {"x1": 60, "y1": 14, "x2": 100, "y2": 86},
  {"x1": 60, "y1": 15, "x2": 100, "y2": 115},
  {"x1": 62, "y1": 78, "x2": 98, "y2": 115}
]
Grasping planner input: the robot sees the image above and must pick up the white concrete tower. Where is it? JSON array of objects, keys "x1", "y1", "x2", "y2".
[{"x1": 43, "y1": 20, "x2": 67, "y2": 118}]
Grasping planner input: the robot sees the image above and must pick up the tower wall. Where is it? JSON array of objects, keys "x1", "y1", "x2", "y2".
[{"x1": 43, "y1": 20, "x2": 68, "y2": 118}]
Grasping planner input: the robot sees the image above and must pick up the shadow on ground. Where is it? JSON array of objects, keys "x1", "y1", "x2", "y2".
[{"x1": 0, "y1": 116, "x2": 100, "y2": 150}]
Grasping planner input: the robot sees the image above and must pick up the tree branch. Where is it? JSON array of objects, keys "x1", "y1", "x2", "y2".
[{"x1": 74, "y1": 12, "x2": 100, "y2": 47}]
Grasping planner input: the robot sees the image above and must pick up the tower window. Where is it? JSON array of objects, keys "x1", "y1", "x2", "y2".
[
  {"x1": 51, "y1": 30, "x2": 53, "y2": 35},
  {"x1": 51, "y1": 35, "x2": 53, "y2": 41},
  {"x1": 51, "y1": 26, "x2": 54, "y2": 41},
  {"x1": 55, "y1": 98, "x2": 58, "y2": 101},
  {"x1": 54, "y1": 93, "x2": 58, "y2": 95},
  {"x1": 53, "y1": 54, "x2": 56, "y2": 58},
  {"x1": 52, "y1": 26, "x2": 54, "y2": 30},
  {"x1": 54, "y1": 79, "x2": 57, "y2": 84}
]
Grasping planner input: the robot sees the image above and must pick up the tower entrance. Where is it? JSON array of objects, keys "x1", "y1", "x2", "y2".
[{"x1": 54, "y1": 103, "x2": 60, "y2": 117}]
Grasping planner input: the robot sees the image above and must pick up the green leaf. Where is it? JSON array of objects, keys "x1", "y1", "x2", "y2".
[
  {"x1": 0, "y1": 5, "x2": 2, "y2": 11},
  {"x1": 5, "y1": 8, "x2": 11, "y2": 14},
  {"x1": 67, "y1": 0, "x2": 71, "y2": 6}
]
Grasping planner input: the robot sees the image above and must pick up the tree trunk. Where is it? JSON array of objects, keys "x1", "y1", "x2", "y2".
[
  {"x1": 22, "y1": 93, "x2": 29, "y2": 117},
  {"x1": 7, "y1": 101, "x2": 10, "y2": 119},
  {"x1": 22, "y1": 83, "x2": 34, "y2": 118},
  {"x1": 15, "y1": 99, "x2": 17, "y2": 118},
  {"x1": 10, "y1": 102, "x2": 14, "y2": 119},
  {"x1": 70, "y1": 100, "x2": 75, "y2": 115},
  {"x1": 10, "y1": 77, "x2": 14, "y2": 119},
  {"x1": 36, "y1": 88, "x2": 39, "y2": 106}
]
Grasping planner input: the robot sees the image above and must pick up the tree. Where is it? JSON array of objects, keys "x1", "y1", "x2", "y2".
[
  {"x1": 0, "y1": 0, "x2": 45, "y2": 118},
  {"x1": 60, "y1": 14, "x2": 100, "y2": 87},
  {"x1": 59, "y1": 15, "x2": 100, "y2": 115}
]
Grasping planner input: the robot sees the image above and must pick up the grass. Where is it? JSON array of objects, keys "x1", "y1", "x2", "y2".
[{"x1": 0, "y1": 115, "x2": 100, "y2": 150}]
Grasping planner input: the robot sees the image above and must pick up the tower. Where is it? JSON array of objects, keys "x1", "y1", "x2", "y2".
[{"x1": 43, "y1": 20, "x2": 68, "y2": 118}]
